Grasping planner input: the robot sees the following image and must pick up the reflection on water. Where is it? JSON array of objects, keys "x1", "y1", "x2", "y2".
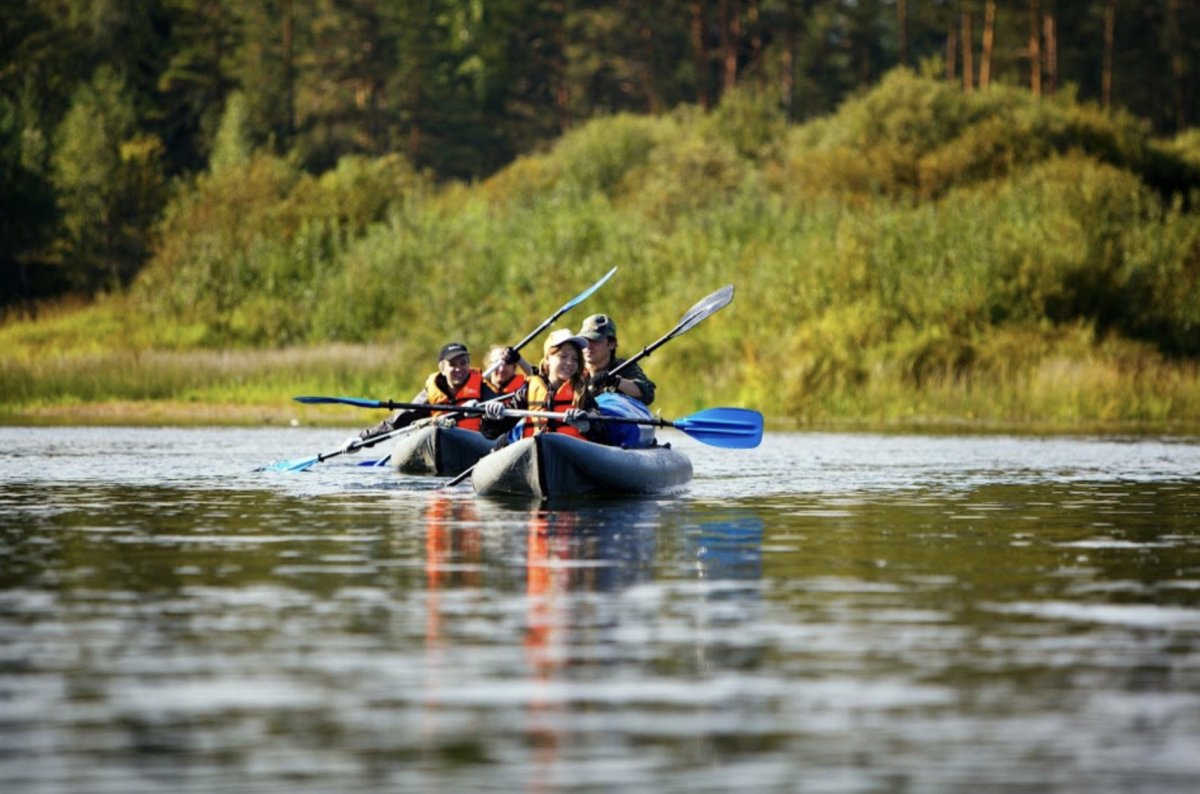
[{"x1": 0, "y1": 427, "x2": 1199, "y2": 792}]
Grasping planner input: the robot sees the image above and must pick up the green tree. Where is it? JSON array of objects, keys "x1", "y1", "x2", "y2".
[
  {"x1": 52, "y1": 67, "x2": 165, "y2": 291},
  {"x1": 155, "y1": 0, "x2": 240, "y2": 172},
  {"x1": 209, "y1": 90, "x2": 254, "y2": 174},
  {"x1": 0, "y1": 98, "x2": 58, "y2": 311}
]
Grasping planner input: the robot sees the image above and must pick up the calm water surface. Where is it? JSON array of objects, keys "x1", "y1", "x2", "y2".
[{"x1": 1, "y1": 426, "x2": 1199, "y2": 793}]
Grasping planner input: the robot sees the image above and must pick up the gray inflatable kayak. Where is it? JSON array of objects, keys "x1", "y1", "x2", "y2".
[
  {"x1": 389, "y1": 425, "x2": 495, "y2": 476},
  {"x1": 471, "y1": 433, "x2": 693, "y2": 498}
]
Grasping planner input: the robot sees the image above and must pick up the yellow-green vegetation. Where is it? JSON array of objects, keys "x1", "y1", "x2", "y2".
[{"x1": 3, "y1": 70, "x2": 1200, "y2": 431}]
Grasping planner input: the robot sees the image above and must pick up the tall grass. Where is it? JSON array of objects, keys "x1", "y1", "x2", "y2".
[{"x1": 4, "y1": 70, "x2": 1200, "y2": 429}]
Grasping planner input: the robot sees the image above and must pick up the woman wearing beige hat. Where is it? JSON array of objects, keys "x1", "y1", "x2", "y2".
[{"x1": 481, "y1": 329, "x2": 608, "y2": 444}]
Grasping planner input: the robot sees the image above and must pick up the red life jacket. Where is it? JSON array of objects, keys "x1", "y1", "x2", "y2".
[
  {"x1": 522, "y1": 377, "x2": 584, "y2": 439},
  {"x1": 496, "y1": 372, "x2": 526, "y2": 395},
  {"x1": 425, "y1": 369, "x2": 484, "y2": 432}
]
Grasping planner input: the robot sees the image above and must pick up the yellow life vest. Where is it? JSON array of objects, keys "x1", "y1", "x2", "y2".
[{"x1": 522, "y1": 377, "x2": 583, "y2": 439}]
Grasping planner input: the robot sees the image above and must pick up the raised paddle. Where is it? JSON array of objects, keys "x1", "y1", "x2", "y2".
[
  {"x1": 482, "y1": 265, "x2": 618, "y2": 379},
  {"x1": 605, "y1": 284, "x2": 735, "y2": 381},
  {"x1": 441, "y1": 406, "x2": 762, "y2": 488}
]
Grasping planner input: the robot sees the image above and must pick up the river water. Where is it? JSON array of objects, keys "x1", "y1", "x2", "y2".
[{"x1": 1, "y1": 426, "x2": 1199, "y2": 793}]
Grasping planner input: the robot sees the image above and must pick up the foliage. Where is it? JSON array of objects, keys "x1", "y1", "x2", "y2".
[
  {"x1": 5, "y1": 70, "x2": 1200, "y2": 429},
  {"x1": 5, "y1": 0, "x2": 1200, "y2": 309},
  {"x1": 51, "y1": 66, "x2": 166, "y2": 291}
]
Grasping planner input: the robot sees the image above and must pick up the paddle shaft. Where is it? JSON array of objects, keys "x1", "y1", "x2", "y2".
[
  {"x1": 442, "y1": 405, "x2": 761, "y2": 487},
  {"x1": 482, "y1": 266, "x2": 617, "y2": 379}
]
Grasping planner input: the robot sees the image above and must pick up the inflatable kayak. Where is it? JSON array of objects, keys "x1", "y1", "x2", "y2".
[
  {"x1": 389, "y1": 425, "x2": 495, "y2": 477},
  {"x1": 471, "y1": 432, "x2": 693, "y2": 498}
]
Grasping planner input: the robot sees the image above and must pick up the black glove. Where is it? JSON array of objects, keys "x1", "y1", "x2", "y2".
[
  {"x1": 502, "y1": 346, "x2": 521, "y2": 365},
  {"x1": 563, "y1": 408, "x2": 590, "y2": 431},
  {"x1": 589, "y1": 371, "x2": 619, "y2": 393}
]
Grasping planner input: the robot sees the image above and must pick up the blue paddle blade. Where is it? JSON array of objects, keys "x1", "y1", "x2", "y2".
[
  {"x1": 672, "y1": 407, "x2": 763, "y2": 449},
  {"x1": 294, "y1": 395, "x2": 385, "y2": 408},
  {"x1": 257, "y1": 455, "x2": 320, "y2": 472},
  {"x1": 358, "y1": 455, "x2": 392, "y2": 467},
  {"x1": 561, "y1": 266, "x2": 617, "y2": 311}
]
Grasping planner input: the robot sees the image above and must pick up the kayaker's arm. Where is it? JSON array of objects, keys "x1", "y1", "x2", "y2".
[{"x1": 361, "y1": 389, "x2": 429, "y2": 439}]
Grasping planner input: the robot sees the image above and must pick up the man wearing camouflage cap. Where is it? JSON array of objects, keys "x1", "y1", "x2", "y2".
[{"x1": 576, "y1": 314, "x2": 656, "y2": 406}]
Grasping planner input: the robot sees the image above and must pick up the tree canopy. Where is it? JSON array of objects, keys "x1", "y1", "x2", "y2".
[{"x1": 2, "y1": 0, "x2": 1198, "y2": 310}]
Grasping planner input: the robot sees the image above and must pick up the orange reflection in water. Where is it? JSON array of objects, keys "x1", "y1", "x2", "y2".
[{"x1": 524, "y1": 509, "x2": 579, "y2": 794}]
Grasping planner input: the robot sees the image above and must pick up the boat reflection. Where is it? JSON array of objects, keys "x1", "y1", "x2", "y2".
[
  {"x1": 423, "y1": 494, "x2": 484, "y2": 649},
  {"x1": 417, "y1": 494, "x2": 764, "y2": 792}
]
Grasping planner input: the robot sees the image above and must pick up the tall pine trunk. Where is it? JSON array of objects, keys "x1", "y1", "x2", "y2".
[
  {"x1": 980, "y1": 1, "x2": 996, "y2": 89},
  {"x1": 962, "y1": 8, "x2": 974, "y2": 92},
  {"x1": 1043, "y1": 9, "x2": 1057, "y2": 95},
  {"x1": 722, "y1": 0, "x2": 740, "y2": 92},
  {"x1": 1029, "y1": 0, "x2": 1041, "y2": 96}
]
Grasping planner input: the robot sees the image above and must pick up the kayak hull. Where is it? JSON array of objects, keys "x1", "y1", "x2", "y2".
[
  {"x1": 471, "y1": 433, "x2": 693, "y2": 499},
  {"x1": 390, "y1": 425, "x2": 495, "y2": 477}
]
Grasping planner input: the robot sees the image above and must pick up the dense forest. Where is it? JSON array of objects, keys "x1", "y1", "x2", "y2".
[{"x1": 3, "y1": 0, "x2": 1199, "y2": 309}]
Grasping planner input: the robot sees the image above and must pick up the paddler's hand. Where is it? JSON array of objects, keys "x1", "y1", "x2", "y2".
[
  {"x1": 502, "y1": 346, "x2": 521, "y2": 365},
  {"x1": 340, "y1": 435, "x2": 362, "y2": 454},
  {"x1": 564, "y1": 408, "x2": 590, "y2": 432},
  {"x1": 483, "y1": 401, "x2": 506, "y2": 420},
  {"x1": 589, "y1": 371, "x2": 618, "y2": 394}
]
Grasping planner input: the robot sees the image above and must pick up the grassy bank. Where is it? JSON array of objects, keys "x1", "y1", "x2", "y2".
[
  {"x1": 3, "y1": 71, "x2": 1200, "y2": 432},
  {"x1": 3, "y1": 334, "x2": 1198, "y2": 434}
]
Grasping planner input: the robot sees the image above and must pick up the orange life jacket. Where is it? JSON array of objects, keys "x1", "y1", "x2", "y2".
[
  {"x1": 495, "y1": 372, "x2": 526, "y2": 395},
  {"x1": 522, "y1": 377, "x2": 584, "y2": 439},
  {"x1": 425, "y1": 369, "x2": 484, "y2": 432}
]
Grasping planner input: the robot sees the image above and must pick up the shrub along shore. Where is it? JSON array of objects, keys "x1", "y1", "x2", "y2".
[{"x1": 3, "y1": 71, "x2": 1200, "y2": 432}]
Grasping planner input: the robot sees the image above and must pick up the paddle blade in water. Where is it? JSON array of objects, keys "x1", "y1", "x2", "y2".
[
  {"x1": 257, "y1": 455, "x2": 319, "y2": 473},
  {"x1": 673, "y1": 407, "x2": 763, "y2": 449}
]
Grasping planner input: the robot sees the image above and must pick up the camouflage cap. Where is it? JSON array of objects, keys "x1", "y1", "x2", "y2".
[{"x1": 578, "y1": 313, "x2": 617, "y2": 341}]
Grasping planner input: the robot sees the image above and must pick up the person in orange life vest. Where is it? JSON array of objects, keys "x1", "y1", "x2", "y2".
[
  {"x1": 480, "y1": 329, "x2": 608, "y2": 445},
  {"x1": 483, "y1": 344, "x2": 532, "y2": 395},
  {"x1": 340, "y1": 342, "x2": 500, "y2": 452},
  {"x1": 576, "y1": 314, "x2": 656, "y2": 405}
]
